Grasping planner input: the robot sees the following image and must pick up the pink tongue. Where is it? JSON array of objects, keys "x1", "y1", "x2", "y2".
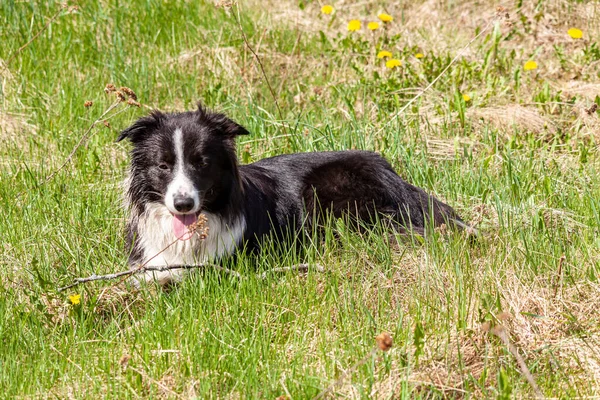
[{"x1": 172, "y1": 213, "x2": 197, "y2": 241}]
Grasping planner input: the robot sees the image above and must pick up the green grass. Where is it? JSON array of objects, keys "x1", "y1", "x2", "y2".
[{"x1": 1, "y1": 0, "x2": 600, "y2": 398}]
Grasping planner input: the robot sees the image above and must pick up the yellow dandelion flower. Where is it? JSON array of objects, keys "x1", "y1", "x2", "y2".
[
  {"x1": 378, "y1": 13, "x2": 393, "y2": 22},
  {"x1": 415, "y1": 53, "x2": 425, "y2": 59},
  {"x1": 462, "y1": 94, "x2": 471, "y2": 102},
  {"x1": 523, "y1": 60, "x2": 538, "y2": 71},
  {"x1": 567, "y1": 28, "x2": 583, "y2": 39},
  {"x1": 386, "y1": 59, "x2": 402, "y2": 69},
  {"x1": 69, "y1": 294, "x2": 81, "y2": 305},
  {"x1": 368, "y1": 22, "x2": 380, "y2": 31},
  {"x1": 347, "y1": 20, "x2": 361, "y2": 31},
  {"x1": 377, "y1": 50, "x2": 392, "y2": 59},
  {"x1": 321, "y1": 5, "x2": 334, "y2": 15}
]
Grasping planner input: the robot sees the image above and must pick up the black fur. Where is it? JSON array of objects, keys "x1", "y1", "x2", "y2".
[{"x1": 119, "y1": 104, "x2": 464, "y2": 266}]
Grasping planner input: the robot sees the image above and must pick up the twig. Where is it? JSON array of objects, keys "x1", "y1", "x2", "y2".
[
  {"x1": 552, "y1": 254, "x2": 565, "y2": 299},
  {"x1": 6, "y1": 5, "x2": 76, "y2": 65},
  {"x1": 57, "y1": 264, "x2": 242, "y2": 292},
  {"x1": 374, "y1": 15, "x2": 497, "y2": 137},
  {"x1": 258, "y1": 263, "x2": 324, "y2": 280},
  {"x1": 233, "y1": 4, "x2": 288, "y2": 136},
  {"x1": 490, "y1": 325, "x2": 544, "y2": 399}
]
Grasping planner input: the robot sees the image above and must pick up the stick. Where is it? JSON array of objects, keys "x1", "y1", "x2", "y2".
[
  {"x1": 57, "y1": 264, "x2": 242, "y2": 292},
  {"x1": 490, "y1": 325, "x2": 544, "y2": 399},
  {"x1": 58, "y1": 262, "x2": 327, "y2": 291},
  {"x1": 258, "y1": 263, "x2": 324, "y2": 280}
]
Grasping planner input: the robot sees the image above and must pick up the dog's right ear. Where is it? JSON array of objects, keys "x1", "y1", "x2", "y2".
[{"x1": 117, "y1": 111, "x2": 164, "y2": 142}]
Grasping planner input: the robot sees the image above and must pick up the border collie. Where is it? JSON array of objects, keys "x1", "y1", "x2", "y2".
[{"x1": 118, "y1": 104, "x2": 465, "y2": 285}]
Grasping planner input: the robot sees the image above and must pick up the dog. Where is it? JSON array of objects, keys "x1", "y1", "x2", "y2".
[{"x1": 118, "y1": 104, "x2": 466, "y2": 285}]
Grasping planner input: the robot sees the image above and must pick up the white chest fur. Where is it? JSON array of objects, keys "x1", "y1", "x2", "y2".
[{"x1": 134, "y1": 203, "x2": 245, "y2": 285}]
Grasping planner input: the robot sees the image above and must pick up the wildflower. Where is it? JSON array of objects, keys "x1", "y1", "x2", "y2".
[
  {"x1": 523, "y1": 60, "x2": 538, "y2": 71},
  {"x1": 69, "y1": 294, "x2": 81, "y2": 305},
  {"x1": 567, "y1": 28, "x2": 583, "y2": 39},
  {"x1": 347, "y1": 20, "x2": 361, "y2": 31},
  {"x1": 385, "y1": 59, "x2": 402, "y2": 69},
  {"x1": 84, "y1": 100, "x2": 93, "y2": 108},
  {"x1": 321, "y1": 5, "x2": 334, "y2": 15},
  {"x1": 377, "y1": 50, "x2": 392, "y2": 59},
  {"x1": 367, "y1": 22, "x2": 380, "y2": 31},
  {"x1": 378, "y1": 13, "x2": 393, "y2": 22},
  {"x1": 462, "y1": 94, "x2": 471, "y2": 102},
  {"x1": 415, "y1": 53, "x2": 424, "y2": 59}
]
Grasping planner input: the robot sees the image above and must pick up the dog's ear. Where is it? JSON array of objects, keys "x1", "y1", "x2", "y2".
[
  {"x1": 117, "y1": 111, "x2": 164, "y2": 142},
  {"x1": 220, "y1": 117, "x2": 250, "y2": 138},
  {"x1": 196, "y1": 102, "x2": 250, "y2": 138}
]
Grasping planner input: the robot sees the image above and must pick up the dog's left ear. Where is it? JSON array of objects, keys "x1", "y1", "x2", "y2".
[{"x1": 197, "y1": 103, "x2": 250, "y2": 138}]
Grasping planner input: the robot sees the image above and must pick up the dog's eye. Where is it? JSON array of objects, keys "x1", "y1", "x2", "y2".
[
  {"x1": 158, "y1": 163, "x2": 170, "y2": 171},
  {"x1": 192, "y1": 156, "x2": 207, "y2": 167}
]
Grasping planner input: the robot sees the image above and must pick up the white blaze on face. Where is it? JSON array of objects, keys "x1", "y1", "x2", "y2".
[{"x1": 165, "y1": 128, "x2": 200, "y2": 216}]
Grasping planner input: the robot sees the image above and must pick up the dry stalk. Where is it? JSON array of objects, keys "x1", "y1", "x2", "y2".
[
  {"x1": 6, "y1": 5, "x2": 78, "y2": 65},
  {"x1": 233, "y1": 4, "x2": 288, "y2": 137},
  {"x1": 39, "y1": 100, "x2": 122, "y2": 187},
  {"x1": 553, "y1": 254, "x2": 566, "y2": 299},
  {"x1": 489, "y1": 324, "x2": 544, "y2": 399},
  {"x1": 258, "y1": 263, "x2": 324, "y2": 279}
]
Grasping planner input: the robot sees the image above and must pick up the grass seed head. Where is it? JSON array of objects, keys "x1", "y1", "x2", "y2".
[
  {"x1": 187, "y1": 213, "x2": 210, "y2": 240},
  {"x1": 115, "y1": 91, "x2": 126, "y2": 102},
  {"x1": 104, "y1": 83, "x2": 116, "y2": 93},
  {"x1": 120, "y1": 86, "x2": 137, "y2": 100},
  {"x1": 127, "y1": 98, "x2": 141, "y2": 107}
]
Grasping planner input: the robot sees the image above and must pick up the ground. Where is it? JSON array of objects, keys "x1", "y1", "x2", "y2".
[{"x1": 1, "y1": 0, "x2": 600, "y2": 398}]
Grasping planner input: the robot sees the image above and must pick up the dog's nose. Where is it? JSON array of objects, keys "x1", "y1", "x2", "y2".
[{"x1": 173, "y1": 195, "x2": 195, "y2": 213}]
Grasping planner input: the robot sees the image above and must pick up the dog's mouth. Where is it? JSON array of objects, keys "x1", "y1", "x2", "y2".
[{"x1": 172, "y1": 212, "x2": 198, "y2": 241}]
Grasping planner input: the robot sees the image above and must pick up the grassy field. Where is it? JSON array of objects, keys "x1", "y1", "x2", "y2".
[{"x1": 2, "y1": 0, "x2": 600, "y2": 398}]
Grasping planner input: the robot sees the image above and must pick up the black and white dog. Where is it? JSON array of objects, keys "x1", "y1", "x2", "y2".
[{"x1": 118, "y1": 104, "x2": 465, "y2": 285}]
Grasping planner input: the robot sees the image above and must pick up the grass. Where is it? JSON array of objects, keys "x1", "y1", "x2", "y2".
[{"x1": 1, "y1": 0, "x2": 600, "y2": 398}]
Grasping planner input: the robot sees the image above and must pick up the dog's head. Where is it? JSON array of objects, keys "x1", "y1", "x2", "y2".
[{"x1": 118, "y1": 104, "x2": 248, "y2": 236}]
